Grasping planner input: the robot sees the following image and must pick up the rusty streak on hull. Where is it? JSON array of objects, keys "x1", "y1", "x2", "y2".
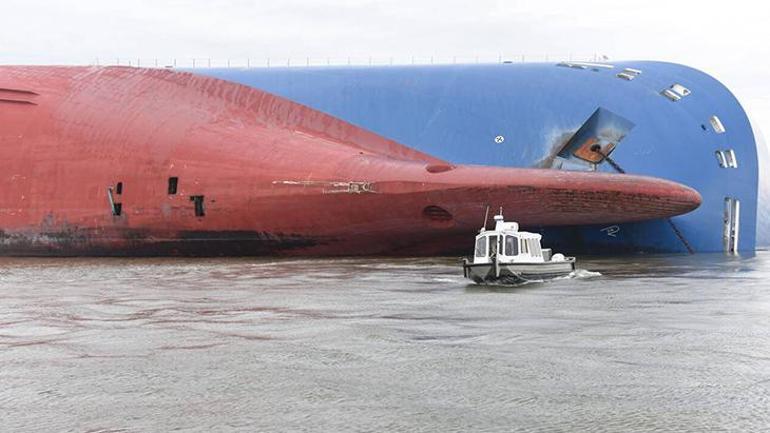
[{"x1": 0, "y1": 66, "x2": 701, "y2": 256}]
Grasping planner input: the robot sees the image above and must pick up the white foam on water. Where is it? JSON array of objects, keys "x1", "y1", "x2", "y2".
[
  {"x1": 570, "y1": 269, "x2": 603, "y2": 279},
  {"x1": 431, "y1": 277, "x2": 461, "y2": 283}
]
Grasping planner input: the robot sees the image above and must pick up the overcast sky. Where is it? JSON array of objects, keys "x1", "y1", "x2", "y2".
[{"x1": 1, "y1": 0, "x2": 767, "y2": 130}]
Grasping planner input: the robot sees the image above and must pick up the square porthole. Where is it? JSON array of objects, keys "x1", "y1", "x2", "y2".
[
  {"x1": 168, "y1": 177, "x2": 179, "y2": 195},
  {"x1": 190, "y1": 195, "x2": 205, "y2": 217}
]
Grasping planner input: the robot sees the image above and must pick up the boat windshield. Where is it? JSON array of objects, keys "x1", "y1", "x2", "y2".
[
  {"x1": 474, "y1": 237, "x2": 486, "y2": 257},
  {"x1": 505, "y1": 235, "x2": 518, "y2": 256}
]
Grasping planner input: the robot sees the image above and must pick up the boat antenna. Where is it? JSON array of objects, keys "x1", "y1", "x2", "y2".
[
  {"x1": 499, "y1": 206, "x2": 503, "y2": 217},
  {"x1": 482, "y1": 205, "x2": 490, "y2": 230}
]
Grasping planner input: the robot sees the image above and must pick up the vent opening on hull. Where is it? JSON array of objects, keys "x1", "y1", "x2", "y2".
[
  {"x1": 190, "y1": 195, "x2": 205, "y2": 217},
  {"x1": 423, "y1": 205, "x2": 453, "y2": 223},
  {"x1": 168, "y1": 177, "x2": 179, "y2": 194},
  {"x1": 425, "y1": 164, "x2": 454, "y2": 174},
  {"x1": 724, "y1": 197, "x2": 740, "y2": 254}
]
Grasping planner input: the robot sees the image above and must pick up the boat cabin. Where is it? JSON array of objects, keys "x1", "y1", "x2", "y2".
[{"x1": 472, "y1": 215, "x2": 550, "y2": 264}]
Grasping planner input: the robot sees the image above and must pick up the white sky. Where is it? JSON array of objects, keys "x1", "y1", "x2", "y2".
[{"x1": 1, "y1": 0, "x2": 768, "y2": 129}]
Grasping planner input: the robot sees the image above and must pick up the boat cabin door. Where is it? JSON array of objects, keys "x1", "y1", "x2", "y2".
[
  {"x1": 723, "y1": 197, "x2": 740, "y2": 254},
  {"x1": 488, "y1": 235, "x2": 499, "y2": 258}
]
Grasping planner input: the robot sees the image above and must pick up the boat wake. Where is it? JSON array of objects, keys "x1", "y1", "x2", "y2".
[
  {"x1": 517, "y1": 268, "x2": 602, "y2": 284},
  {"x1": 567, "y1": 269, "x2": 603, "y2": 279}
]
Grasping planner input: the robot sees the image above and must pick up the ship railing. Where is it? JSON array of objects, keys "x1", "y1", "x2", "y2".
[{"x1": 69, "y1": 53, "x2": 609, "y2": 69}]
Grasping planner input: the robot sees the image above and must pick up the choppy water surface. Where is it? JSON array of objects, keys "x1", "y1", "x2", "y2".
[{"x1": 1, "y1": 253, "x2": 769, "y2": 432}]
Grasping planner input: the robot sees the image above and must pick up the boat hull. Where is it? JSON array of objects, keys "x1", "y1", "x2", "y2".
[{"x1": 463, "y1": 259, "x2": 577, "y2": 284}]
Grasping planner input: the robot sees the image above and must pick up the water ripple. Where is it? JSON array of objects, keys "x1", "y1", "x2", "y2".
[{"x1": 0, "y1": 253, "x2": 768, "y2": 432}]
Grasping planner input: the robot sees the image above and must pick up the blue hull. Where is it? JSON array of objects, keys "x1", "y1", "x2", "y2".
[{"x1": 188, "y1": 61, "x2": 763, "y2": 254}]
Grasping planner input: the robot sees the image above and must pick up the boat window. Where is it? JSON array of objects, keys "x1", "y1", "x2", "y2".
[
  {"x1": 488, "y1": 235, "x2": 499, "y2": 257},
  {"x1": 661, "y1": 89, "x2": 681, "y2": 101},
  {"x1": 725, "y1": 149, "x2": 738, "y2": 168},
  {"x1": 505, "y1": 236, "x2": 518, "y2": 256},
  {"x1": 715, "y1": 150, "x2": 727, "y2": 168},
  {"x1": 520, "y1": 238, "x2": 529, "y2": 255},
  {"x1": 529, "y1": 240, "x2": 542, "y2": 257},
  {"x1": 662, "y1": 83, "x2": 691, "y2": 101},
  {"x1": 716, "y1": 150, "x2": 738, "y2": 168},
  {"x1": 671, "y1": 84, "x2": 691, "y2": 97},
  {"x1": 475, "y1": 237, "x2": 486, "y2": 258},
  {"x1": 616, "y1": 68, "x2": 641, "y2": 81},
  {"x1": 116, "y1": 182, "x2": 123, "y2": 195},
  {"x1": 710, "y1": 115, "x2": 726, "y2": 134}
]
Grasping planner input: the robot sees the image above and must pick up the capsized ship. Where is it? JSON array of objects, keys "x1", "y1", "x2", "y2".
[
  {"x1": 0, "y1": 66, "x2": 701, "y2": 256},
  {"x1": 192, "y1": 61, "x2": 768, "y2": 254}
]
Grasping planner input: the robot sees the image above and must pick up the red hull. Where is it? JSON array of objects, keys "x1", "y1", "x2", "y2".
[{"x1": 0, "y1": 66, "x2": 700, "y2": 256}]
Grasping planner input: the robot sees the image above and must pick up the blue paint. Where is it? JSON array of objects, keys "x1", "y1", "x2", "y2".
[{"x1": 187, "y1": 61, "x2": 763, "y2": 254}]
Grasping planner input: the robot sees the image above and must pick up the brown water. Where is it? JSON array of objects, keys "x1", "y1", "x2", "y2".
[{"x1": 1, "y1": 253, "x2": 769, "y2": 432}]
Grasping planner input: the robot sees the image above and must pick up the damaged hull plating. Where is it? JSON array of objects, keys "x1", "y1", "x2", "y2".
[{"x1": 0, "y1": 66, "x2": 701, "y2": 256}]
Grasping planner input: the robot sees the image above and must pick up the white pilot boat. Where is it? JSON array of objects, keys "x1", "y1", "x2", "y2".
[{"x1": 462, "y1": 212, "x2": 576, "y2": 284}]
